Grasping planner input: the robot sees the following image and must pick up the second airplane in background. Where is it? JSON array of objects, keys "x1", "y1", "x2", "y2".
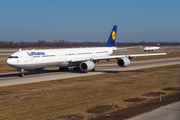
[
  {"x1": 7, "y1": 25, "x2": 168, "y2": 77},
  {"x1": 144, "y1": 43, "x2": 160, "y2": 52}
]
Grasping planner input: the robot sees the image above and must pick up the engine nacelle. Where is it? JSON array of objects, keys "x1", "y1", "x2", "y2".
[
  {"x1": 117, "y1": 57, "x2": 131, "y2": 67},
  {"x1": 79, "y1": 60, "x2": 95, "y2": 71}
]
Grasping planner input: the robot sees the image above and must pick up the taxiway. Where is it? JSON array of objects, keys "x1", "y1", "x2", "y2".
[
  {"x1": 0, "y1": 57, "x2": 180, "y2": 87},
  {"x1": 128, "y1": 101, "x2": 180, "y2": 120}
]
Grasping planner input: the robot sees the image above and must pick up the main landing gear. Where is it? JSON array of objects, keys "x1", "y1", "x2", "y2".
[
  {"x1": 18, "y1": 69, "x2": 24, "y2": 77},
  {"x1": 73, "y1": 66, "x2": 81, "y2": 71},
  {"x1": 59, "y1": 66, "x2": 82, "y2": 72},
  {"x1": 59, "y1": 67, "x2": 68, "y2": 71},
  {"x1": 59, "y1": 66, "x2": 95, "y2": 72}
]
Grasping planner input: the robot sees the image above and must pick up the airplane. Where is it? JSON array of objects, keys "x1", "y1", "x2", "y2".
[
  {"x1": 144, "y1": 43, "x2": 160, "y2": 52},
  {"x1": 6, "y1": 25, "x2": 168, "y2": 77}
]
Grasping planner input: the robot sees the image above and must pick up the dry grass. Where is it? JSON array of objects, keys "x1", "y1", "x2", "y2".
[{"x1": 0, "y1": 64, "x2": 180, "y2": 120}]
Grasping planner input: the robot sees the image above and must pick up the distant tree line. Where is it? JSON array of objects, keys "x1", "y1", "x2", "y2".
[{"x1": 0, "y1": 40, "x2": 180, "y2": 48}]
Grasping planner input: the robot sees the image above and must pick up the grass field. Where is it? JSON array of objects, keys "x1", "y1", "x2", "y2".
[{"x1": 0, "y1": 64, "x2": 180, "y2": 120}]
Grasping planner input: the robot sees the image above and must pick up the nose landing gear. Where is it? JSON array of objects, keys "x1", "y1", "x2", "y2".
[{"x1": 18, "y1": 69, "x2": 24, "y2": 77}]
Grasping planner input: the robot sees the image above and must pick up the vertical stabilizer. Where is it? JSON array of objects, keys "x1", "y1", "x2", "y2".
[
  {"x1": 104, "y1": 25, "x2": 117, "y2": 47},
  {"x1": 157, "y1": 43, "x2": 160, "y2": 47}
]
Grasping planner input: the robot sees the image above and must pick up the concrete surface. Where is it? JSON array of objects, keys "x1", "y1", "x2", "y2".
[
  {"x1": 128, "y1": 101, "x2": 180, "y2": 120},
  {"x1": 0, "y1": 58, "x2": 180, "y2": 87}
]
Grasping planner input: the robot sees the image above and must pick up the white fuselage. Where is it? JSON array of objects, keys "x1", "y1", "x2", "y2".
[
  {"x1": 144, "y1": 47, "x2": 160, "y2": 52},
  {"x1": 6, "y1": 47, "x2": 116, "y2": 69}
]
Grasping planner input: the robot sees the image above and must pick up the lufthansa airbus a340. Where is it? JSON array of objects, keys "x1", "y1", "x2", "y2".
[{"x1": 7, "y1": 25, "x2": 168, "y2": 77}]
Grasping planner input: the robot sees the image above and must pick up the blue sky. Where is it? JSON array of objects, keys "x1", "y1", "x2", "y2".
[{"x1": 0, "y1": 0, "x2": 180, "y2": 43}]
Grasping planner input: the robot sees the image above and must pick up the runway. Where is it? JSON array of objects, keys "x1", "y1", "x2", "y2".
[
  {"x1": 0, "y1": 58, "x2": 7, "y2": 60},
  {"x1": 0, "y1": 57, "x2": 180, "y2": 87}
]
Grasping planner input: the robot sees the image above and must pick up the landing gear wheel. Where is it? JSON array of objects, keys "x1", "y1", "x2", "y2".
[
  {"x1": 18, "y1": 69, "x2": 24, "y2": 77},
  {"x1": 59, "y1": 67, "x2": 62, "y2": 71},
  {"x1": 18, "y1": 73, "x2": 24, "y2": 77},
  {"x1": 74, "y1": 67, "x2": 77, "y2": 71},
  {"x1": 59, "y1": 67, "x2": 68, "y2": 71},
  {"x1": 62, "y1": 67, "x2": 65, "y2": 71},
  {"x1": 74, "y1": 66, "x2": 82, "y2": 72}
]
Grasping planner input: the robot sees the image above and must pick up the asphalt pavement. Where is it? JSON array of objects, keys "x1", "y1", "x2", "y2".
[
  {"x1": 128, "y1": 101, "x2": 180, "y2": 120},
  {"x1": 0, "y1": 57, "x2": 180, "y2": 87}
]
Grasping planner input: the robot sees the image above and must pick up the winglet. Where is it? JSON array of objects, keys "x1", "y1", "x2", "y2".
[
  {"x1": 167, "y1": 49, "x2": 173, "y2": 54},
  {"x1": 104, "y1": 25, "x2": 117, "y2": 47}
]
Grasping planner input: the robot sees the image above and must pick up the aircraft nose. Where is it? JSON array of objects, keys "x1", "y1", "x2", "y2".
[
  {"x1": 6, "y1": 59, "x2": 10, "y2": 64},
  {"x1": 6, "y1": 59, "x2": 12, "y2": 66}
]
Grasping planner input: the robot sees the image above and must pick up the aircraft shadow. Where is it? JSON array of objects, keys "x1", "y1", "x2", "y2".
[
  {"x1": 0, "y1": 69, "x2": 60, "y2": 78},
  {"x1": 0, "y1": 68, "x2": 120, "y2": 78},
  {"x1": 0, "y1": 68, "x2": 90, "y2": 78},
  {"x1": 0, "y1": 73, "x2": 19, "y2": 78},
  {"x1": 94, "y1": 70, "x2": 119, "y2": 73}
]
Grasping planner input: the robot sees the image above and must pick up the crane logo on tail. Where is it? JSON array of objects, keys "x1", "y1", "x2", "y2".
[
  {"x1": 112, "y1": 31, "x2": 116, "y2": 40},
  {"x1": 157, "y1": 43, "x2": 160, "y2": 47},
  {"x1": 104, "y1": 25, "x2": 117, "y2": 47}
]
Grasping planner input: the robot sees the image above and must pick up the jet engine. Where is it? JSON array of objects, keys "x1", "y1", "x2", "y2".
[
  {"x1": 79, "y1": 60, "x2": 95, "y2": 71},
  {"x1": 117, "y1": 57, "x2": 131, "y2": 67}
]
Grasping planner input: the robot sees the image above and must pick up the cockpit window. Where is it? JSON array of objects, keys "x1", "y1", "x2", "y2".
[{"x1": 8, "y1": 56, "x2": 18, "y2": 58}]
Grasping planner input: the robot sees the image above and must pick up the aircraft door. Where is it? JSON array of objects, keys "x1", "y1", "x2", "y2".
[
  {"x1": 59, "y1": 53, "x2": 62, "y2": 60},
  {"x1": 24, "y1": 56, "x2": 29, "y2": 63}
]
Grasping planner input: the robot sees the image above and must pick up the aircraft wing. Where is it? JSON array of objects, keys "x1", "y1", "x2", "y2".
[
  {"x1": 92, "y1": 53, "x2": 167, "y2": 60},
  {"x1": 127, "y1": 53, "x2": 167, "y2": 57},
  {"x1": 70, "y1": 53, "x2": 167, "y2": 62}
]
